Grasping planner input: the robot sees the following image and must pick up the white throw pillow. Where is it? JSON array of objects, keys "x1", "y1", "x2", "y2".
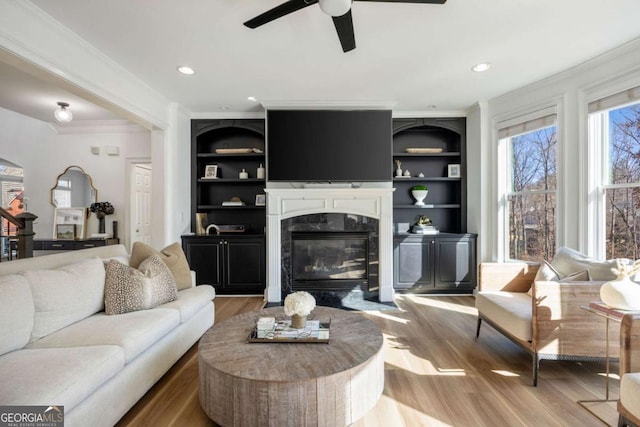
[
  {"x1": 551, "y1": 247, "x2": 617, "y2": 281},
  {"x1": 20, "y1": 257, "x2": 106, "y2": 342}
]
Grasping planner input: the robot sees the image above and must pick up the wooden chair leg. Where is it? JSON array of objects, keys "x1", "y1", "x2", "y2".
[
  {"x1": 532, "y1": 354, "x2": 540, "y2": 386},
  {"x1": 476, "y1": 317, "x2": 482, "y2": 338}
]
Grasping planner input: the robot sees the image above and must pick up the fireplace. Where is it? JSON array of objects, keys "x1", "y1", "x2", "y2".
[
  {"x1": 265, "y1": 187, "x2": 395, "y2": 302},
  {"x1": 291, "y1": 231, "x2": 371, "y2": 291}
]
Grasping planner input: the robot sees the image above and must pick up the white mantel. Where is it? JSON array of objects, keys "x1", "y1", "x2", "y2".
[{"x1": 265, "y1": 187, "x2": 395, "y2": 303}]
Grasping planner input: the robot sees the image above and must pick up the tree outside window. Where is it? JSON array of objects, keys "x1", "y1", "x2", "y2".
[
  {"x1": 604, "y1": 103, "x2": 640, "y2": 258},
  {"x1": 507, "y1": 126, "x2": 557, "y2": 262}
]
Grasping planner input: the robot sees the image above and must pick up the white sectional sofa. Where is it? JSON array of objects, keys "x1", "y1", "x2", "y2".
[{"x1": 0, "y1": 244, "x2": 215, "y2": 427}]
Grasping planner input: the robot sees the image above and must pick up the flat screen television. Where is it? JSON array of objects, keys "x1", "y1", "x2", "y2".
[{"x1": 267, "y1": 109, "x2": 392, "y2": 182}]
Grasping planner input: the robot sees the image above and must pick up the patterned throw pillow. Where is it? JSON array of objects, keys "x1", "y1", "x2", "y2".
[
  {"x1": 104, "y1": 255, "x2": 178, "y2": 315},
  {"x1": 130, "y1": 242, "x2": 192, "y2": 290}
]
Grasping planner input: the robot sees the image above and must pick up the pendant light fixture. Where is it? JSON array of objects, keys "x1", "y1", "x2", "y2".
[{"x1": 54, "y1": 102, "x2": 73, "y2": 123}]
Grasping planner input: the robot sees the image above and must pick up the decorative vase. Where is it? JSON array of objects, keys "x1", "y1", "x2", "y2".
[
  {"x1": 97, "y1": 213, "x2": 106, "y2": 234},
  {"x1": 290, "y1": 314, "x2": 307, "y2": 329},
  {"x1": 395, "y1": 167, "x2": 403, "y2": 177},
  {"x1": 600, "y1": 275, "x2": 640, "y2": 310},
  {"x1": 411, "y1": 190, "x2": 428, "y2": 206}
]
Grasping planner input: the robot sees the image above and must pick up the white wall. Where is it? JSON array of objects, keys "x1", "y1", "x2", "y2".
[
  {"x1": 477, "y1": 37, "x2": 640, "y2": 261},
  {"x1": 0, "y1": 107, "x2": 151, "y2": 248}
]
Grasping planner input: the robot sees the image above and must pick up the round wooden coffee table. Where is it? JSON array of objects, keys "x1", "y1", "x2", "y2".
[{"x1": 199, "y1": 306, "x2": 384, "y2": 427}]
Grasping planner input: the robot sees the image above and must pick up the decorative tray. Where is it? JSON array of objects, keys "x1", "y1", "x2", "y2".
[
  {"x1": 247, "y1": 319, "x2": 330, "y2": 344},
  {"x1": 405, "y1": 148, "x2": 443, "y2": 154},
  {"x1": 215, "y1": 148, "x2": 254, "y2": 154}
]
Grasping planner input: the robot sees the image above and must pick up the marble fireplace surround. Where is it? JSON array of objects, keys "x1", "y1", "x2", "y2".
[{"x1": 265, "y1": 187, "x2": 395, "y2": 303}]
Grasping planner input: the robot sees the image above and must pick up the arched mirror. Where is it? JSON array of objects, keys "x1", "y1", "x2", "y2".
[{"x1": 50, "y1": 165, "x2": 97, "y2": 208}]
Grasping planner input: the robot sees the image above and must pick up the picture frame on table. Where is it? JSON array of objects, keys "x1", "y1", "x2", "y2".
[
  {"x1": 53, "y1": 207, "x2": 87, "y2": 240},
  {"x1": 255, "y1": 194, "x2": 266, "y2": 206},
  {"x1": 203, "y1": 164, "x2": 218, "y2": 179},
  {"x1": 447, "y1": 164, "x2": 461, "y2": 178},
  {"x1": 56, "y1": 224, "x2": 76, "y2": 240}
]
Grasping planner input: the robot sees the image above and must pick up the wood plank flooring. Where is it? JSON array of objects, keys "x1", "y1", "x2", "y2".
[{"x1": 116, "y1": 295, "x2": 619, "y2": 427}]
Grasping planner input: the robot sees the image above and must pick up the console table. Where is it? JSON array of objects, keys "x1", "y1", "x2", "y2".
[
  {"x1": 34, "y1": 238, "x2": 119, "y2": 251},
  {"x1": 199, "y1": 306, "x2": 384, "y2": 426}
]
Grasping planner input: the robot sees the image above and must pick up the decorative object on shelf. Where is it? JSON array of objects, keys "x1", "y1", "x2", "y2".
[
  {"x1": 284, "y1": 291, "x2": 316, "y2": 329},
  {"x1": 448, "y1": 164, "x2": 461, "y2": 178},
  {"x1": 257, "y1": 163, "x2": 265, "y2": 179},
  {"x1": 600, "y1": 259, "x2": 640, "y2": 310},
  {"x1": 403, "y1": 169, "x2": 411, "y2": 177},
  {"x1": 411, "y1": 215, "x2": 439, "y2": 234},
  {"x1": 222, "y1": 197, "x2": 245, "y2": 206},
  {"x1": 215, "y1": 148, "x2": 253, "y2": 154},
  {"x1": 239, "y1": 169, "x2": 249, "y2": 179},
  {"x1": 255, "y1": 194, "x2": 266, "y2": 206},
  {"x1": 196, "y1": 213, "x2": 208, "y2": 235},
  {"x1": 411, "y1": 185, "x2": 429, "y2": 206},
  {"x1": 405, "y1": 148, "x2": 443, "y2": 154},
  {"x1": 418, "y1": 172, "x2": 424, "y2": 177},
  {"x1": 53, "y1": 207, "x2": 87, "y2": 240},
  {"x1": 395, "y1": 160, "x2": 402, "y2": 177},
  {"x1": 203, "y1": 164, "x2": 218, "y2": 179},
  {"x1": 56, "y1": 224, "x2": 76, "y2": 240},
  {"x1": 90, "y1": 201, "x2": 115, "y2": 234}
]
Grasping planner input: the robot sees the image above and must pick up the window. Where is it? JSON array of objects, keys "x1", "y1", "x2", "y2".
[
  {"x1": 499, "y1": 114, "x2": 557, "y2": 262},
  {"x1": 0, "y1": 159, "x2": 24, "y2": 259},
  {"x1": 590, "y1": 92, "x2": 640, "y2": 259}
]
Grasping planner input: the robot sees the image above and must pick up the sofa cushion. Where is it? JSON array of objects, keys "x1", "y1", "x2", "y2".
[
  {"x1": 104, "y1": 255, "x2": 178, "y2": 315},
  {"x1": 0, "y1": 275, "x2": 34, "y2": 356},
  {"x1": 551, "y1": 247, "x2": 617, "y2": 280},
  {"x1": 621, "y1": 373, "x2": 640, "y2": 420},
  {"x1": 130, "y1": 242, "x2": 192, "y2": 290},
  {"x1": 20, "y1": 257, "x2": 106, "y2": 342},
  {"x1": 159, "y1": 285, "x2": 215, "y2": 322},
  {"x1": 476, "y1": 291, "x2": 532, "y2": 342},
  {"x1": 26, "y1": 308, "x2": 180, "y2": 363},
  {"x1": 0, "y1": 346, "x2": 124, "y2": 411}
]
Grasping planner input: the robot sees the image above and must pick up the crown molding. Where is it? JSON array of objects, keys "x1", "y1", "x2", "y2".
[
  {"x1": 260, "y1": 101, "x2": 396, "y2": 110},
  {"x1": 52, "y1": 120, "x2": 147, "y2": 135}
]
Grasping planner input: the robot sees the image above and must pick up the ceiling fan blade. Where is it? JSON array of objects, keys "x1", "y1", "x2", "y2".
[
  {"x1": 355, "y1": 0, "x2": 446, "y2": 4},
  {"x1": 244, "y1": 0, "x2": 319, "y2": 29},
  {"x1": 332, "y1": 10, "x2": 356, "y2": 52}
]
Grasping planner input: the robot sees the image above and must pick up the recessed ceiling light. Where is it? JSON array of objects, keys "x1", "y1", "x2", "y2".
[
  {"x1": 471, "y1": 62, "x2": 492, "y2": 73},
  {"x1": 247, "y1": 96, "x2": 258, "y2": 102},
  {"x1": 177, "y1": 66, "x2": 195, "y2": 75}
]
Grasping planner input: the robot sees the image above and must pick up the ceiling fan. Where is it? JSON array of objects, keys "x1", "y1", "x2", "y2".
[{"x1": 244, "y1": 0, "x2": 447, "y2": 53}]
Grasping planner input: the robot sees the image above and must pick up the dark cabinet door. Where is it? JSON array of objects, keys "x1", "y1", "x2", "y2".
[
  {"x1": 434, "y1": 238, "x2": 476, "y2": 289},
  {"x1": 183, "y1": 239, "x2": 224, "y2": 288},
  {"x1": 225, "y1": 238, "x2": 265, "y2": 293},
  {"x1": 393, "y1": 236, "x2": 435, "y2": 289}
]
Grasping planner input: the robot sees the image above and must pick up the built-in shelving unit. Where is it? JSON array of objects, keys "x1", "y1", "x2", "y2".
[{"x1": 392, "y1": 118, "x2": 477, "y2": 293}]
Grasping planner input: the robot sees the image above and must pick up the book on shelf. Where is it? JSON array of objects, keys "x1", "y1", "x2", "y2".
[{"x1": 221, "y1": 201, "x2": 245, "y2": 206}]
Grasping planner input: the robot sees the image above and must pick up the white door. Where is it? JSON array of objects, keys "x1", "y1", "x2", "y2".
[{"x1": 131, "y1": 164, "x2": 152, "y2": 246}]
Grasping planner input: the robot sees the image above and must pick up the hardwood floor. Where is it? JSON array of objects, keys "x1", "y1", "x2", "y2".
[{"x1": 117, "y1": 295, "x2": 619, "y2": 426}]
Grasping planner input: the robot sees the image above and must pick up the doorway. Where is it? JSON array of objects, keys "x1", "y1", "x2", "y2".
[{"x1": 129, "y1": 161, "x2": 152, "y2": 249}]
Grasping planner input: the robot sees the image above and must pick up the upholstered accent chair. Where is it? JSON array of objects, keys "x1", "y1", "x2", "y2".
[
  {"x1": 619, "y1": 313, "x2": 640, "y2": 427},
  {"x1": 476, "y1": 248, "x2": 621, "y2": 386}
]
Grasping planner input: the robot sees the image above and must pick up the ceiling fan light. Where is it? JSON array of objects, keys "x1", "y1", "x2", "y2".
[
  {"x1": 54, "y1": 102, "x2": 73, "y2": 123},
  {"x1": 319, "y1": 0, "x2": 352, "y2": 17}
]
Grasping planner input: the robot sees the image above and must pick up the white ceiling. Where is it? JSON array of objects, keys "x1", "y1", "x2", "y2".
[{"x1": 3, "y1": 0, "x2": 640, "y2": 122}]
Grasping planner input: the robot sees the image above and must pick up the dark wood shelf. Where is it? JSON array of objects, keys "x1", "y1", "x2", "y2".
[
  {"x1": 197, "y1": 205, "x2": 265, "y2": 210},
  {"x1": 393, "y1": 177, "x2": 460, "y2": 182},
  {"x1": 197, "y1": 152, "x2": 264, "y2": 158},
  {"x1": 198, "y1": 178, "x2": 265, "y2": 183},
  {"x1": 393, "y1": 152, "x2": 460, "y2": 157},
  {"x1": 393, "y1": 204, "x2": 461, "y2": 209}
]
